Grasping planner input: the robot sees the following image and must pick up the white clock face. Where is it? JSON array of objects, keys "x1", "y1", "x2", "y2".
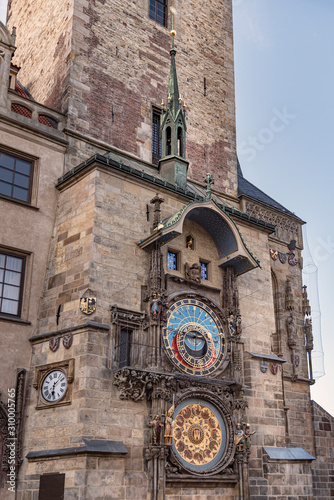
[{"x1": 41, "y1": 370, "x2": 67, "y2": 402}]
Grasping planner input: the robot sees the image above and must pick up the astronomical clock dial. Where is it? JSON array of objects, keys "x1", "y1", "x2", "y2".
[
  {"x1": 41, "y1": 370, "x2": 68, "y2": 403},
  {"x1": 172, "y1": 399, "x2": 227, "y2": 472},
  {"x1": 163, "y1": 298, "x2": 226, "y2": 376}
]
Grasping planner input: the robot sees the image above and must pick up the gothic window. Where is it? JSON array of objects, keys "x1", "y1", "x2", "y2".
[
  {"x1": 0, "y1": 252, "x2": 25, "y2": 317},
  {"x1": 166, "y1": 126, "x2": 171, "y2": 156},
  {"x1": 39, "y1": 473, "x2": 65, "y2": 500},
  {"x1": 0, "y1": 151, "x2": 33, "y2": 203},
  {"x1": 152, "y1": 109, "x2": 161, "y2": 165},
  {"x1": 177, "y1": 127, "x2": 183, "y2": 156},
  {"x1": 167, "y1": 251, "x2": 178, "y2": 270},
  {"x1": 149, "y1": 0, "x2": 167, "y2": 26},
  {"x1": 199, "y1": 261, "x2": 208, "y2": 280}
]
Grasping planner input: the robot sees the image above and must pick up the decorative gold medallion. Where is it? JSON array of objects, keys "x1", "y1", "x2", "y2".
[
  {"x1": 172, "y1": 401, "x2": 225, "y2": 471},
  {"x1": 80, "y1": 297, "x2": 96, "y2": 315}
]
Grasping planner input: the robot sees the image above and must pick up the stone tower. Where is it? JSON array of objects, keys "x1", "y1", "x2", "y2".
[
  {"x1": 7, "y1": 0, "x2": 238, "y2": 195},
  {"x1": 1, "y1": 2, "x2": 333, "y2": 500}
]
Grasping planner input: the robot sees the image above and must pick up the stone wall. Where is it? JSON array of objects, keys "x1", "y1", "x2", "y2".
[
  {"x1": 311, "y1": 401, "x2": 334, "y2": 499},
  {"x1": 8, "y1": 0, "x2": 238, "y2": 196}
]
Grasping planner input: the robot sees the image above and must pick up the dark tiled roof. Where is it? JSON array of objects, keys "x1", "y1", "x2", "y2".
[
  {"x1": 237, "y1": 158, "x2": 300, "y2": 219},
  {"x1": 15, "y1": 81, "x2": 34, "y2": 100}
]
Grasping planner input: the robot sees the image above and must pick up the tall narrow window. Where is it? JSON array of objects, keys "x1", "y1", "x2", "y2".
[
  {"x1": 149, "y1": 0, "x2": 167, "y2": 26},
  {"x1": 0, "y1": 252, "x2": 25, "y2": 317},
  {"x1": 152, "y1": 109, "x2": 161, "y2": 165},
  {"x1": 199, "y1": 261, "x2": 208, "y2": 280},
  {"x1": 167, "y1": 251, "x2": 178, "y2": 271},
  {"x1": 0, "y1": 151, "x2": 33, "y2": 203},
  {"x1": 177, "y1": 127, "x2": 183, "y2": 156},
  {"x1": 166, "y1": 127, "x2": 171, "y2": 156},
  {"x1": 119, "y1": 328, "x2": 131, "y2": 368}
]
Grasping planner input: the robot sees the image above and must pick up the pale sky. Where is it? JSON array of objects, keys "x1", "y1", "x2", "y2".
[
  {"x1": 233, "y1": 0, "x2": 334, "y2": 415},
  {"x1": 0, "y1": 1, "x2": 333, "y2": 416}
]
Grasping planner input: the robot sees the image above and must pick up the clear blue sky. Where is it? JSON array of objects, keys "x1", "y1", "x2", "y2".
[
  {"x1": 233, "y1": 0, "x2": 334, "y2": 416},
  {"x1": 0, "y1": 1, "x2": 333, "y2": 415}
]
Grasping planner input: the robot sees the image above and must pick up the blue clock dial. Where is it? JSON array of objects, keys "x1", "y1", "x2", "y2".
[{"x1": 163, "y1": 298, "x2": 226, "y2": 376}]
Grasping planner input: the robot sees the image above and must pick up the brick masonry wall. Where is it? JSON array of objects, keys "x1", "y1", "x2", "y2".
[
  {"x1": 7, "y1": 0, "x2": 73, "y2": 112},
  {"x1": 311, "y1": 401, "x2": 334, "y2": 499},
  {"x1": 8, "y1": 0, "x2": 238, "y2": 196}
]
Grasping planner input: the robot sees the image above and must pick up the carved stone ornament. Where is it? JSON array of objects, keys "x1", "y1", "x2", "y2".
[
  {"x1": 185, "y1": 262, "x2": 201, "y2": 283},
  {"x1": 270, "y1": 249, "x2": 278, "y2": 261},
  {"x1": 278, "y1": 252, "x2": 287, "y2": 264},
  {"x1": 285, "y1": 279, "x2": 294, "y2": 311},
  {"x1": 110, "y1": 304, "x2": 147, "y2": 328},
  {"x1": 286, "y1": 313, "x2": 297, "y2": 348},
  {"x1": 260, "y1": 360, "x2": 268, "y2": 373},
  {"x1": 80, "y1": 296, "x2": 96, "y2": 315},
  {"x1": 304, "y1": 318, "x2": 314, "y2": 351},
  {"x1": 271, "y1": 363, "x2": 278, "y2": 375},
  {"x1": 62, "y1": 333, "x2": 73, "y2": 349},
  {"x1": 245, "y1": 201, "x2": 300, "y2": 244},
  {"x1": 49, "y1": 337, "x2": 60, "y2": 352}
]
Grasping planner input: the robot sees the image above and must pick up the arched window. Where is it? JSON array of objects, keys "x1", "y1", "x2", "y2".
[
  {"x1": 166, "y1": 127, "x2": 171, "y2": 156},
  {"x1": 177, "y1": 127, "x2": 183, "y2": 156}
]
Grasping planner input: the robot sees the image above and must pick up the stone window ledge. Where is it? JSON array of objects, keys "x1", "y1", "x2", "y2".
[{"x1": 27, "y1": 439, "x2": 128, "y2": 462}]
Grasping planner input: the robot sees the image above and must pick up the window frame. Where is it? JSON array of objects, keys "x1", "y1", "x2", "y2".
[
  {"x1": 149, "y1": 0, "x2": 168, "y2": 27},
  {"x1": 152, "y1": 107, "x2": 162, "y2": 166},
  {"x1": 199, "y1": 260, "x2": 209, "y2": 281},
  {"x1": 0, "y1": 149, "x2": 35, "y2": 204},
  {"x1": 167, "y1": 249, "x2": 179, "y2": 271},
  {"x1": 0, "y1": 250, "x2": 26, "y2": 318}
]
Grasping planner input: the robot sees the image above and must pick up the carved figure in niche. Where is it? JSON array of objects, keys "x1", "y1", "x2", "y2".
[
  {"x1": 150, "y1": 293, "x2": 162, "y2": 320},
  {"x1": 164, "y1": 406, "x2": 175, "y2": 445},
  {"x1": 304, "y1": 318, "x2": 314, "y2": 351},
  {"x1": 150, "y1": 415, "x2": 163, "y2": 445},
  {"x1": 245, "y1": 423, "x2": 256, "y2": 450},
  {"x1": 186, "y1": 235, "x2": 194, "y2": 250},
  {"x1": 234, "y1": 423, "x2": 244, "y2": 451},
  {"x1": 286, "y1": 313, "x2": 297, "y2": 347},
  {"x1": 236, "y1": 312, "x2": 242, "y2": 334},
  {"x1": 228, "y1": 314, "x2": 236, "y2": 337},
  {"x1": 185, "y1": 262, "x2": 201, "y2": 283}
]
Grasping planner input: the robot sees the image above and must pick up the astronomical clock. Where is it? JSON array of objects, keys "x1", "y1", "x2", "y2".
[{"x1": 163, "y1": 298, "x2": 226, "y2": 377}]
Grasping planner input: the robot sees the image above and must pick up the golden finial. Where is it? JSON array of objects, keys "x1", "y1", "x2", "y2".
[
  {"x1": 167, "y1": 93, "x2": 171, "y2": 101},
  {"x1": 161, "y1": 99, "x2": 165, "y2": 107},
  {"x1": 170, "y1": 7, "x2": 176, "y2": 43}
]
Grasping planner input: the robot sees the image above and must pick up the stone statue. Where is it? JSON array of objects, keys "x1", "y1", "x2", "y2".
[
  {"x1": 305, "y1": 318, "x2": 314, "y2": 351},
  {"x1": 186, "y1": 236, "x2": 194, "y2": 250},
  {"x1": 164, "y1": 406, "x2": 174, "y2": 445},
  {"x1": 234, "y1": 423, "x2": 244, "y2": 451},
  {"x1": 245, "y1": 423, "x2": 256, "y2": 449},
  {"x1": 185, "y1": 262, "x2": 201, "y2": 283},
  {"x1": 286, "y1": 313, "x2": 297, "y2": 348},
  {"x1": 150, "y1": 415, "x2": 163, "y2": 445},
  {"x1": 150, "y1": 293, "x2": 161, "y2": 320}
]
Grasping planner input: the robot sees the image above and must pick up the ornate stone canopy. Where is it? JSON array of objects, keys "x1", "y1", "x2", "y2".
[{"x1": 137, "y1": 200, "x2": 260, "y2": 276}]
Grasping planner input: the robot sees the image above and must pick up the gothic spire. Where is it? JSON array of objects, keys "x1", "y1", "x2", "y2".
[
  {"x1": 159, "y1": 8, "x2": 189, "y2": 190},
  {"x1": 167, "y1": 14, "x2": 181, "y2": 119}
]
